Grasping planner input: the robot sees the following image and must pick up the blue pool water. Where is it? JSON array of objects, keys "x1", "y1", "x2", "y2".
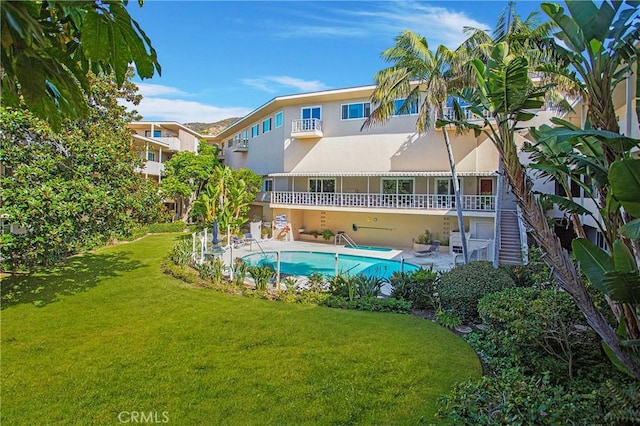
[
  {"x1": 344, "y1": 245, "x2": 393, "y2": 252},
  {"x1": 242, "y1": 251, "x2": 419, "y2": 279}
]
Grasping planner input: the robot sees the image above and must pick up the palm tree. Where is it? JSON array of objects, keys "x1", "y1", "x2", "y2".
[{"x1": 363, "y1": 31, "x2": 470, "y2": 264}]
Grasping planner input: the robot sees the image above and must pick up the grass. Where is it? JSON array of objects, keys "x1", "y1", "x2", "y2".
[{"x1": 1, "y1": 234, "x2": 481, "y2": 425}]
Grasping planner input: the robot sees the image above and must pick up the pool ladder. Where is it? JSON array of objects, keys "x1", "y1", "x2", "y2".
[{"x1": 335, "y1": 232, "x2": 357, "y2": 248}]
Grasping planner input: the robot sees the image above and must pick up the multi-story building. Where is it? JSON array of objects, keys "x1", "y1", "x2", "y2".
[
  {"x1": 214, "y1": 84, "x2": 575, "y2": 263},
  {"x1": 129, "y1": 121, "x2": 219, "y2": 182}
]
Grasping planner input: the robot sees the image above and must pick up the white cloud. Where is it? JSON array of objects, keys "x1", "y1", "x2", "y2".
[
  {"x1": 241, "y1": 75, "x2": 328, "y2": 93},
  {"x1": 133, "y1": 97, "x2": 252, "y2": 122},
  {"x1": 277, "y1": 1, "x2": 490, "y2": 48},
  {"x1": 135, "y1": 83, "x2": 188, "y2": 97}
]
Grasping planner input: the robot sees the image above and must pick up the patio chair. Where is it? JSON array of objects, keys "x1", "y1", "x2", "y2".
[
  {"x1": 414, "y1": 240, "x2": 440, "y2": 257},
  {"x1": 232, "y1": 235, "x2": 246, "y2": 248}
]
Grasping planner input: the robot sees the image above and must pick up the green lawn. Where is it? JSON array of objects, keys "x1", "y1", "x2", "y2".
[{"x1": 1, "y1": 234, "x2": 481, "y2": 425}]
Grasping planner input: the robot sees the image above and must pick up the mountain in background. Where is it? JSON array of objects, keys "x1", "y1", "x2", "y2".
[{"x1": 185, "y1": 117, "x2": 239, "y2": 135}]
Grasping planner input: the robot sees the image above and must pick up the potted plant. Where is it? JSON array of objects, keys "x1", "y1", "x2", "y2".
[
  {"x1": 413, "y1": 229, "x2": 432, "y2": 250},
  {"x1": 322, "y1": 229, "x2": 335, "y2": 241}
]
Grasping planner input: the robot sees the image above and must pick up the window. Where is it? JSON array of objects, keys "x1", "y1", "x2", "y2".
[
  {"x1": 436, "y1": 178, "x2": 461, "y2": 195},
  {"x1": 144, "y1": 130, "x2": 162, "y2": 137},
  {"x1": 275, "y1": 111, "x2": 283, "y2": 128},
  {"x1": 382, "y1": 178, "x2": 414, "y2": 194},
  {"x1": 251, "y1": 124, "x2": 259, "y2": 138},
  {"x1": 393, "y1": 98, "x2": 418, "y2": 116},
  {"x1": 263, "y1": 117, "x2": 272, "y2": 133},
  {"x1": 302, "y1": 106, "x2": 321, "y2": 120},
  {"x1": 309, "y1": 179, "x2": 335, "y2": 193},
  {"x1": 227, "y1": 139, "x2": 233, "y2": 148},
  {"x1": 147, "y1": 151, "x2": 156, "y2": 161},
  {"x1": 341, "y1": 102, "x2": 371, "y2": 120},
  {"x1": 263, "y1": 179, "x2": 273, "y2": 192},
  {"x1": 242, "y1": 130, "x2": 249, "y2": 143}
]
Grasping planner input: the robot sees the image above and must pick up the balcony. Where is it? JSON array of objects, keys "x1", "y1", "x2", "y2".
[
  {"x1": 270, "y1": 192, "x2": 495, "y2": 212},
  {"x1": 440, "y1": 106, "x2": 491, "y2": 122},
  {"x1": 138, "y1": 160, "x2": 164, "y2": 177},
  {"x1": 153, "y1": 136, "x2": 182, "y2": 151},
  {"x1": 232, "y1": 138, "x2": 249, "y2": 152},
  {"x1": 291, "y1": 118, "x2": 323, "y2": 138}
]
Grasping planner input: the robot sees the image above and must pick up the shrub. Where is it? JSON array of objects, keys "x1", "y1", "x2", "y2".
[
  {"x1": 323, "y1": 296, "x2": 411, "y2": 313},
  {"x1": 169, "y1": 238, "x2": 193, "y2": 266},
  {"x1": 329, "y1": 273, "x2": 356, "y2": 300},
  {"x1": 435, "y1": 310, "x2": 462, "y2": 329},
  {"x1": 196, "y1": 258, "x2": 225, "y2": 283},
  {"x1": 437, "y1": 261, "x2": 514, "y2": 322},
  {"x1": 354, "y1": 274, "x2": 383, "y2": 298},
  {"x1": 282, "y1": 276, "x2": 299, "y2": 293},
  {"x1": 389, "y1": 267, "x2": 438, "y2": 310},
  {"x1": 437, "y1": 369, "x2": 603, "y2": 425},
  {"x1": 160, "y1": 260, "x2": 199, "y2": 285},
  {"x1": 478, "y1": 286, "x2": 600, "y2": 379}
]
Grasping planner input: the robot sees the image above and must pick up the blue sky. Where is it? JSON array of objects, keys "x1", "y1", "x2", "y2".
[{"x1": 128, "y1": 1, "x2": 545, "y2": 123}]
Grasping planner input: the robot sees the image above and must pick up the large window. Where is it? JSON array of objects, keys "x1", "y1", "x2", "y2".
[
  {"x1": 144, "y1": 130, "x2": 162, "y2": 137},
  {"x1": 275, "y1": 111, "x2": 283, "y2": 128},
  {"x1": 382, "y1": 178, "x2": 414, "y2": 194},
  {"x1": 302, "y1": 106, "x2": 321, "y2": 120},
  {"x1": 242, "y1": 130, "x2": 249, "y2": 143},
  {"x1": 263, "y1": 179, "x2": 273, "y2": 192},
  {"x1": 341, "y1": 102, "x2": 371, "y2": 120},
  {"x1": 251, "y1": 124, "x2": 259, "y2": 138},
  {"x1": 309, "y1": 178, "x2": 335, "y2": 193},
  {"x1": 393, "y1": 98, "x2": 418, "y2": 116},
  {"x1": 263, "y1": 117, "x2": 272, "y2": 133},
  {"x1": 436, "y1": 178, "x2": 462, "y2": 195},
  {"x1": 147, "y1": 151, "x2": 156, "y2": 161}
]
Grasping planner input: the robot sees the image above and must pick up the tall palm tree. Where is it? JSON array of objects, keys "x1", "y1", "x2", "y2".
[{"x1": 363, "y1": 31, "x2": 470, "y2": 264}]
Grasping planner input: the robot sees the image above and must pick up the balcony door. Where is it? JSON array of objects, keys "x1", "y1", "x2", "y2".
[{"x1": 301, "y1": 106, "x2": 321, "y2": 121}]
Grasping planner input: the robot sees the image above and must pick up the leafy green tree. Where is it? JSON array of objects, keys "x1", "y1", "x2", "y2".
[
  {"x1": 0, "y1": 73, "x2": 164, "y2": 269},
  {"x1": 160, "y1": 141, "x2": 220, "y2": 221},
  {"x1": 1, "y1": 0, "x2": 160, "y2": 130},
  {"x1": 364, "y1": 31, "x2": 470, "y2": 263},
  {"x1": 191, "y1": 167, "x2": 261, "y2": 234}
]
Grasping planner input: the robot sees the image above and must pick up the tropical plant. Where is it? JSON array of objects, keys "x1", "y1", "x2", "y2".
[
  {"x1": 0, "y1": 0, "x2": 160, "y2": 130},
  {"x1": 196, "y1": 258, "x2": 225, "y2": 283},
  {"x1": 232, "y1": 258, "x2": 249, "y2": 286},
  {"x1": 363, "y1": 30, "x2": 470, "y2": 263},
  {"x1": 169, "y1": 238, "x2": 193, "y2": 267},
  {"x1": 435, "y1": 310, "x2": 463, "y2": 329},
  {"x1": 248, "y1": 265, "x2": 273, "y2": 292},
  {"x1": 522, "y1": 0, "x2": 640, "y2": 378},
  {"x1": 322, "y1": 229, "x2": 335, "y2": 241},
  {"x1": 389, "y1": 267, "x2": 439, "y2": 309},
  {"x1": 191, "y1": 166, "x2": 261, "y2": 234},
  {"x1": 282, "y1": 276, "x2": 299, "y2": 294},
  {"x1": 354, "y1": 274, "x2": 384, "y2": 299}
]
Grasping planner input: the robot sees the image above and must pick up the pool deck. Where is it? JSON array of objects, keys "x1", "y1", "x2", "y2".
[{"x1": 216, "y1": 237, "x2": 455, "y2": 273}]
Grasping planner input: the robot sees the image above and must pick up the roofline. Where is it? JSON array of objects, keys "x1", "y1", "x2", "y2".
[
  {"x1": 215, "y1": 83, "x2": 378, "y2": 138},
  {"x1": 130, "y1": 120, "x2": 219, "y2": 140}
]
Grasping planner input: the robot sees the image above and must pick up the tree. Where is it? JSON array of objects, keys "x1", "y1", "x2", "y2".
[
  {"x1": 363, "y1": 31, "x2": 470, "y2": 264},
  {"x1": 1, "y1": 0, "x2": 160, "y2": 131},
  {"x1": 191, "y1": 167, "x2": 261, "y2": 234},
  {"x1": 161, "y1": 141, "x2": 220, "y2": 221},
  {"x1": 0, "y1": 72, "x2": 165, "y2": 268},
  {"x1": 442, "y1": 38, "x2": 640, "y2": 379},
  {"x1": 525, "y1": 0, "x2": 640, "y2": 377}
]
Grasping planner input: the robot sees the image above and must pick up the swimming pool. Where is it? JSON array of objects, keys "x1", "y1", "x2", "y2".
[
  {"x1": 241, "y1": 251, "x2": 419, "y2": 279},
  {"x1": 344, "y1": 245, "x2": 393, "y2": 252}
]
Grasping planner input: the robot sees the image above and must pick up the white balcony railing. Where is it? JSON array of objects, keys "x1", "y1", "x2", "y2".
[
  {"x1": 269, "y1": 192, "x2": 495, "y2": 211},
  {"x1": 440, "y1": 106, "x2": 491, "y2": 122},
  {"x1": 234, "y1": 138, "x2": 249, "y2": 151},
  {"x1": 291, "y1": 118, "x2": 323, "y2": 137}
]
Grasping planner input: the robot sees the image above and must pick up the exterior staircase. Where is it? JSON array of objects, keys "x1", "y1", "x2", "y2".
[{"x1": 498, "y1": 189, "x2": 524, "y2": 265}]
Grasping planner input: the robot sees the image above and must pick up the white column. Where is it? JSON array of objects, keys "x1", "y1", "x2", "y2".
[
  {"x1": 158, "y1": 146, "x2": 163, "y2": 183},
  {"x1": 144, "y1": 142, "x2": 149, "y2": 179}
]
